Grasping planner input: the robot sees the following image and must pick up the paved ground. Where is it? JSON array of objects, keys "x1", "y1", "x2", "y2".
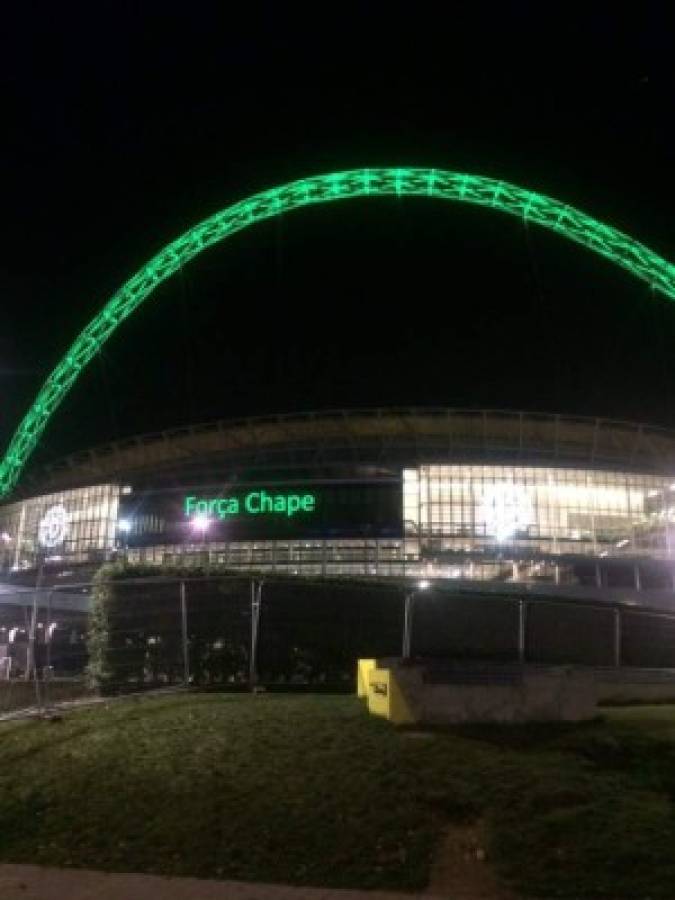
[{"x1": 0, "y1": 865, "x2": 448, "y2": 900}]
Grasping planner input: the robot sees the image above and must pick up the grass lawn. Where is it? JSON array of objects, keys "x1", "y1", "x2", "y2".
[{"x1": 0, "y1": 694, "x2": 674, "y2": 897}]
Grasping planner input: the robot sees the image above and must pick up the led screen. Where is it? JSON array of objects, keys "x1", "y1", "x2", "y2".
[{"x1": 119, "y1": 480, "x2": 402, "y2": 545}]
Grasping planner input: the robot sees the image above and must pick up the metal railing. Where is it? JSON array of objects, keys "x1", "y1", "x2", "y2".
[{"x1": 1, "y1": 574, "x2": 674, "y2": 716}]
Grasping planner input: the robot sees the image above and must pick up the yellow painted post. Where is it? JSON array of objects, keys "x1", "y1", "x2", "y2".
[
  {"x1": 357, "y1": 658, "x2": 377, "y2": 698},
  {"x1": 365, "y1": 665, "x2": 417, "y2": 725},
  {"x1": 366, "y1": 668, "x2": 392, "y2": 719}
]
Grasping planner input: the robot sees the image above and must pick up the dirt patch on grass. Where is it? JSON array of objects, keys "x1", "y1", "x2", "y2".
[{"x1": 427, "y1": 820, "x2": 518, "y2": 900}]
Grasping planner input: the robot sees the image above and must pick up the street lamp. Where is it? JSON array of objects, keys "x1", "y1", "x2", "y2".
[{"x1": 402, "y1": 579, "x2": 430, "y2": 658}]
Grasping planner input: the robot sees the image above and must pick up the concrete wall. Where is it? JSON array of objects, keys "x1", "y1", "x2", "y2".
[
  {"x1": 364, "y1": 660, "x2": 599, "y2": 724},
  {"x1": 361, "y1": 659, "x2": 675, "y2": 724},
  {"x1": 595, "y1": 667, "x2": 675, "y2": 704}
]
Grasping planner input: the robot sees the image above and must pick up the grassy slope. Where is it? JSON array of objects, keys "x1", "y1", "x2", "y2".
[{"x1": 0, "y1": 694, "x2": 674, "y2": 898}]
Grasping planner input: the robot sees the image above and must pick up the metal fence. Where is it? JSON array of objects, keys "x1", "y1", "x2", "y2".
[{"x1": 1, "y1": 575, "x2": 675, "y2": 716}]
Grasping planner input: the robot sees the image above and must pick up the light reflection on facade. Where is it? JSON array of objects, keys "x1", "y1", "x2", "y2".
[{"x1": 404, "y1": 465, "x2": 673, "y2": 556}]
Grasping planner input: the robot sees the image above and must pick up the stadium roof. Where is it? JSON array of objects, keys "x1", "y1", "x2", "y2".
[{"x1": 14, "y1": 408, "x2": 675, "y2": 498}]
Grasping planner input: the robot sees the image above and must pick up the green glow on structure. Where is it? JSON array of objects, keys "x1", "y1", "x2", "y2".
[{"x1": 2, "y1": 167, "x2": 675, "y2": 499}]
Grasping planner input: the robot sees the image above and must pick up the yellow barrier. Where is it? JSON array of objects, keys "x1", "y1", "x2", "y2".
[
  {"x1": 357, "y1": 659, "x2": 416, "y2": 725},
  {"x1": 357, "y1": 658, "x2": 377, "y2": 698}
]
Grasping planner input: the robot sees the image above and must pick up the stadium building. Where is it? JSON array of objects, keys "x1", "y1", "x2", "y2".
[
  {"x1": 2, "y1": 407, "x2": 675, "y2": 606},
  {"x1": 4, "y1": 170, "x2": 675, "y2": 691}
]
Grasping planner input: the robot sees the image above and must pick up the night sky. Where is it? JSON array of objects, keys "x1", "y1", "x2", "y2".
[{"x1": 3, "y1": 4, "x2": 675, "y2": 475}]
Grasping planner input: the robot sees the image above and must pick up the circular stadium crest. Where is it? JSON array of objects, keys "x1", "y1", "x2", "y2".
[
  {"x1": 38, "y1": 504, "x2": 69, "y2": 548},
  {"x1": 480, "y1": 483, "x2": 533, "y2": 542}
]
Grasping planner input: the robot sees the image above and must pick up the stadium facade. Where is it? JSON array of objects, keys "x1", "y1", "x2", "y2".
[{"x1": 2, "y1": 408, "x2": 675, "y2": 602}]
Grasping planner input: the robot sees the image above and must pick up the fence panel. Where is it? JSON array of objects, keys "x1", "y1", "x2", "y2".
[
  {"x1": 0, "y1": 587, "x2": 91, "y2": 715},
  {"x1": 183, "y1": 578, "x2": 251, "y2": 686},
  {"x1": 257, "y1": 581, "x2": 403, "y2": 687},
  {"x1": 622, "y1": 611, "x2": 675, "y2": 667},
  {"x1": 526, "y1": 601, "x2": 615, "y2": 666},
  {"x1": 411, "y1": 593, "x2": 520, "y2": 661},
  {"x1": 1, "y1": 574, "x2": 675, "y2": 718}
]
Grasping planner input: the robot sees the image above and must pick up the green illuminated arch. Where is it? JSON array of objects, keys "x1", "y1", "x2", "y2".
[{"x1": 3, "y1": 167, "x2": 675, "y2": 498}]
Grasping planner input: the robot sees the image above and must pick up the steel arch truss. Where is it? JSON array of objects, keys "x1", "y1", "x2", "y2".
[{"x1": 3, "y1": 167, "x2": 675, "y2": 498}]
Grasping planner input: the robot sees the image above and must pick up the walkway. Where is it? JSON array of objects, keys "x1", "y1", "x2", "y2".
[{"x1": 0, "y1": 865, "x2": 447, "y2": 900}]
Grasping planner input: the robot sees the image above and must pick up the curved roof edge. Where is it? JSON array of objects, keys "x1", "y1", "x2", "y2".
[{"x1": 12, "y1": 407, "x2": 675, "y2": 499}]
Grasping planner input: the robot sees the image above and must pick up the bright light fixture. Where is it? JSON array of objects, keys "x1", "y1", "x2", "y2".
[
  {"x1": 480, "y1": 483, "x2": 533, "y2": 543},
  {"x1": 192, "y1": 515, "x2": 210, "y2": 532},
  {"x1": 417, "y1": 579, "x2": 430, "y2": 590}
]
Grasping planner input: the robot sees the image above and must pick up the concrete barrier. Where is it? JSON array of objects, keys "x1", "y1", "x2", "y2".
[
  {"x1": 359, "y1": 659, "x2": 599, "y2": 724},
  {"x1": 595, "y1": 667, "x2": 675, "y2": 705}
]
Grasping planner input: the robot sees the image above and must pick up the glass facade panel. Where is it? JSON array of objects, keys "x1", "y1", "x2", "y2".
[
  {"x1": 0, "y1": 464, "x2": 673, "y2": 592},
  {"x1": 0, "y1": 485, "x2": 120, "y2": 571},
  {"x1": 404, "y1": 465, "x2": 673, "y2": 558}
]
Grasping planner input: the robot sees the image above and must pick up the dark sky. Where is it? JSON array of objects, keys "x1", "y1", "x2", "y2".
[{"x1": 3, "y1": 3, "x2": 675, "y2": 474}]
